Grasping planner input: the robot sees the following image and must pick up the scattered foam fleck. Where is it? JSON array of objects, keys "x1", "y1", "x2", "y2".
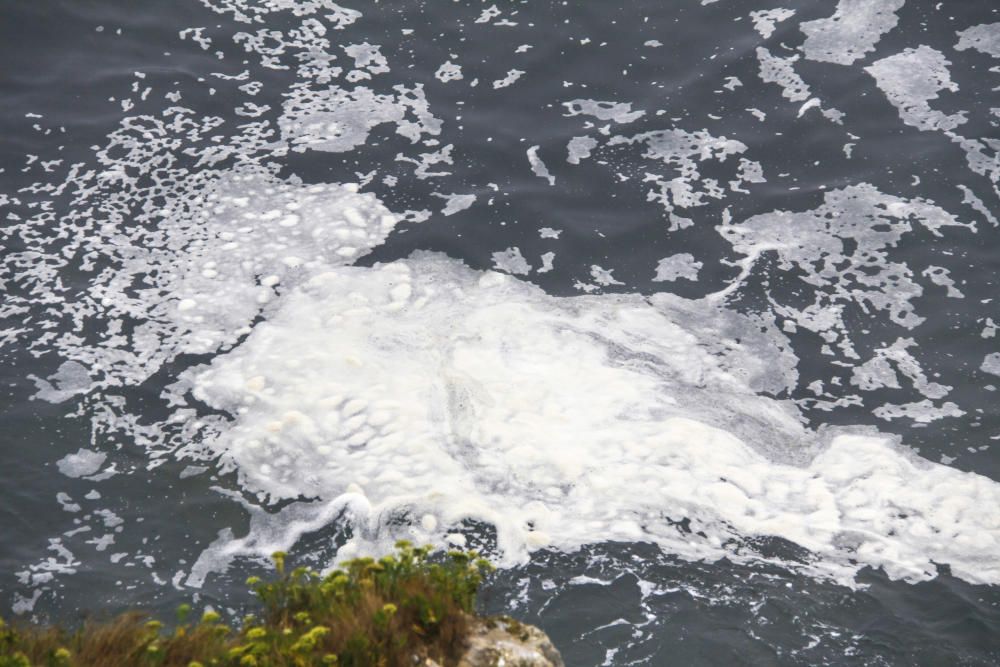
[
  {"x1": 866, "y1": 46, "x2": 965, "y2": 133},
  {"x1": 493, "y1": 70, "x2": 525, "y2": 89},
  {"x1": 590, "y1": 265, "x2": 624, "y2": 287},
  {"x1": 433, "y1": 192, "x2": 477, "y2": 216},
  {"x1": 800, "y1": 0, "x2": 905, "y2": 65},
  {"x1": 956, "y1": 22, "x2": 1000, "y2": 59},
  {"x1": 608, "y1": 128, "x2": 758, "y2": 225},
  {"x1": 756, "y1": 47, "x2": 810, "y2": 102},
  {"x1": 653, "y1": 254, "x2": 703, "y2": 282},
  {"x1": 718, "y1": 184, "x2": 969, "y2": 359},
  {"x1": 30, "y1": 361, "x2": 93, "y2": 403},
  {"x1": 527, "y1": 146, "x2": 555, "y2": 185},
  {"x1": 475, "y1": 5, "x2": 501, "y2": 24},
  {"x1": 981, "y1": 353, "x2": 1000, "y2": 377},
  {"x1": 492, "y1": 247, "x2": 533, "y2": 275},
  {"x1": 343, "y1": 42, "x2": 390, "y2": 80},
  {"x1": 567, "y1": 136, "x2": 598, "y2": 164},
  {"x1": 563, "y1": 99, "x2": 645, "y2": 124},
  {"x1": 538, "y1": 252, "x2": 555, "y2": 274},
  {"x1": 56, "y1": 450, "x2": 107, "y2": 479},
  {"x1": 435, "y1": 61, "x2": 463, "y2": 83},
  {"x1": 749, "y1": 8, "x2": 795, "y2": 40}
]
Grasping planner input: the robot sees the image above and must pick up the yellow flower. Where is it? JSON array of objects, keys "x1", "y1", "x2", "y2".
[{"x1": 271, "y1": 551, "x2": 287, "y2": 573}]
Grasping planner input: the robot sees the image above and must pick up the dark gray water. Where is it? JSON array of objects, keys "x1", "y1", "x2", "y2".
[{"x1": 3, "y1": 0, "x2": 1000, "y2": 664}]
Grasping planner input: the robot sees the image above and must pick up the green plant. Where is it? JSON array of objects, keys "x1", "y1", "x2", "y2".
[{"x1": 0, "y1": 543, "x2": 495, "y2": 667}]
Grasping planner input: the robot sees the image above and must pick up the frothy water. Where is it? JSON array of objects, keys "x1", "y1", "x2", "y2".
[
  {"x1": 3, "y1": 0, "x2": 1000, "y2": 662},
  {"x1": 182, "y1": 251, "x2": 1000, "y2": 588}
]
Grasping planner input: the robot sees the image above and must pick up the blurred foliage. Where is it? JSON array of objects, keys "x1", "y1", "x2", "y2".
[{"x1": 1, "y1": 543, "x2": 494, "y2": 667}]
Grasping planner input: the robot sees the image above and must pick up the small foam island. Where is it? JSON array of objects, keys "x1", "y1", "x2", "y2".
[{"x1": 0, "y1": 544, "x2": 563, "y2": 667}]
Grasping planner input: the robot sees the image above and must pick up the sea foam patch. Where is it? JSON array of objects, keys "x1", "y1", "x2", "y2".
[
  {"x1": 5, "y1": 0, "x2": 1000, "y2": 612},
  {"x1": 800, "y1": 0, "x2": 905, "y2": 65},
  {"x1": 17, "y1": 168, "x2": 398, "y2": 396},
  {"x1": 177, "y1": 253, "x2": 1000, "y2": 587}
]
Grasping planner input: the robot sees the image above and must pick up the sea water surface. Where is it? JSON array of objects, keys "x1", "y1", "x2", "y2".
[{"x1": 2, "y1": 1, "x2": 1000, "y2": 664}]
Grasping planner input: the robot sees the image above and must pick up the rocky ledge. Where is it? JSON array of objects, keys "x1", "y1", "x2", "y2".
[{"x1": 424, "y1": 615, "x2": 564, "y2": 667}]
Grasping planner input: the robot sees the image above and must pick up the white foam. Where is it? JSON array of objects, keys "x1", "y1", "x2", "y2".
[
  {"x1": 343, "y1": 43, "x2": 389, "y2": 80},
  {"x1": 755, "y1": 48, "x2": 846, "y2": 124},
  {"x1": 9, "y1": 0, "x2": 1000, "y2": 604},
  {"x1": 866, "y1": 46, "x2": 966, "y2": 133},
  {"x1": 589, "y1": 265, "x2": 623, "y2": 287},
  {"x1": 435, "y1": 61, "x2": 463, "y2": 83},
  {"x1": 981, "y1": 353, "x2": 1000, "y2": 377},
  {"x1": 800, "y1": 0, "x2": 905, "y2": 65},
  {"x1": 492, "y1": 247, "x2": 532, "y2": 275},
  {"x1": 607, "y1": 128, "x2": 758, "y2": 225},
  {"x1": 182, "y1": 254, "x2": 1000, "y2": 587},
  {"x1": 567, "y1": 136, "x2": 598, "y2": 164},
  {"x1": 493, "y1": 70, "x2": 525, "y2": 89},
  {"x1": 958, "y1": 185, "x2": 999, "y2": 227},
  {"x1": 30, "y1": 361, "x2": 93, "y2": 403},
  {"x1": 562, "y1": 99, "x2": 645, "y2": 124},
  {"x1": 866, "y1": 46, "x2": 998, "y2": 193},
  {"x1": 434, "y1": 192, "x2": 476, "y2": 216},
  {"x1": 923, "y1": 266, "x2": 964, "y2": 298},
  {"x1": 527, "y1": 146, "x2": 555, "y2": 186},
  {"x1": 280, "y1": 85, "x2": 441, "y2": 153},
  {"x1": 756, "y1": 47, "x2": 811, "y2": 102},
  {"x1": 718, "y1": 184, "x2": 969, "y2": 360},
  {"x1": 475, "y1": 5, "x2": 501, "y2": 24},
  {"x1": 874, "y1": 400, "x2": 963, "y2": 424},
  {"x1": 956, "y1": 22, "x2": 1000, "y2": 59},
  {"x1": 538, "y1": 252, "x2": 555, "y2": 274},
  {"x1": 653, "y1": 254, "x2": 702, "y2": 282},
  {"x1": 750, "y1": 8, "x2": 795, "y2": 40},
  {"x1": 56, "y1": 450, "x2": 107, "y2": 479}
]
